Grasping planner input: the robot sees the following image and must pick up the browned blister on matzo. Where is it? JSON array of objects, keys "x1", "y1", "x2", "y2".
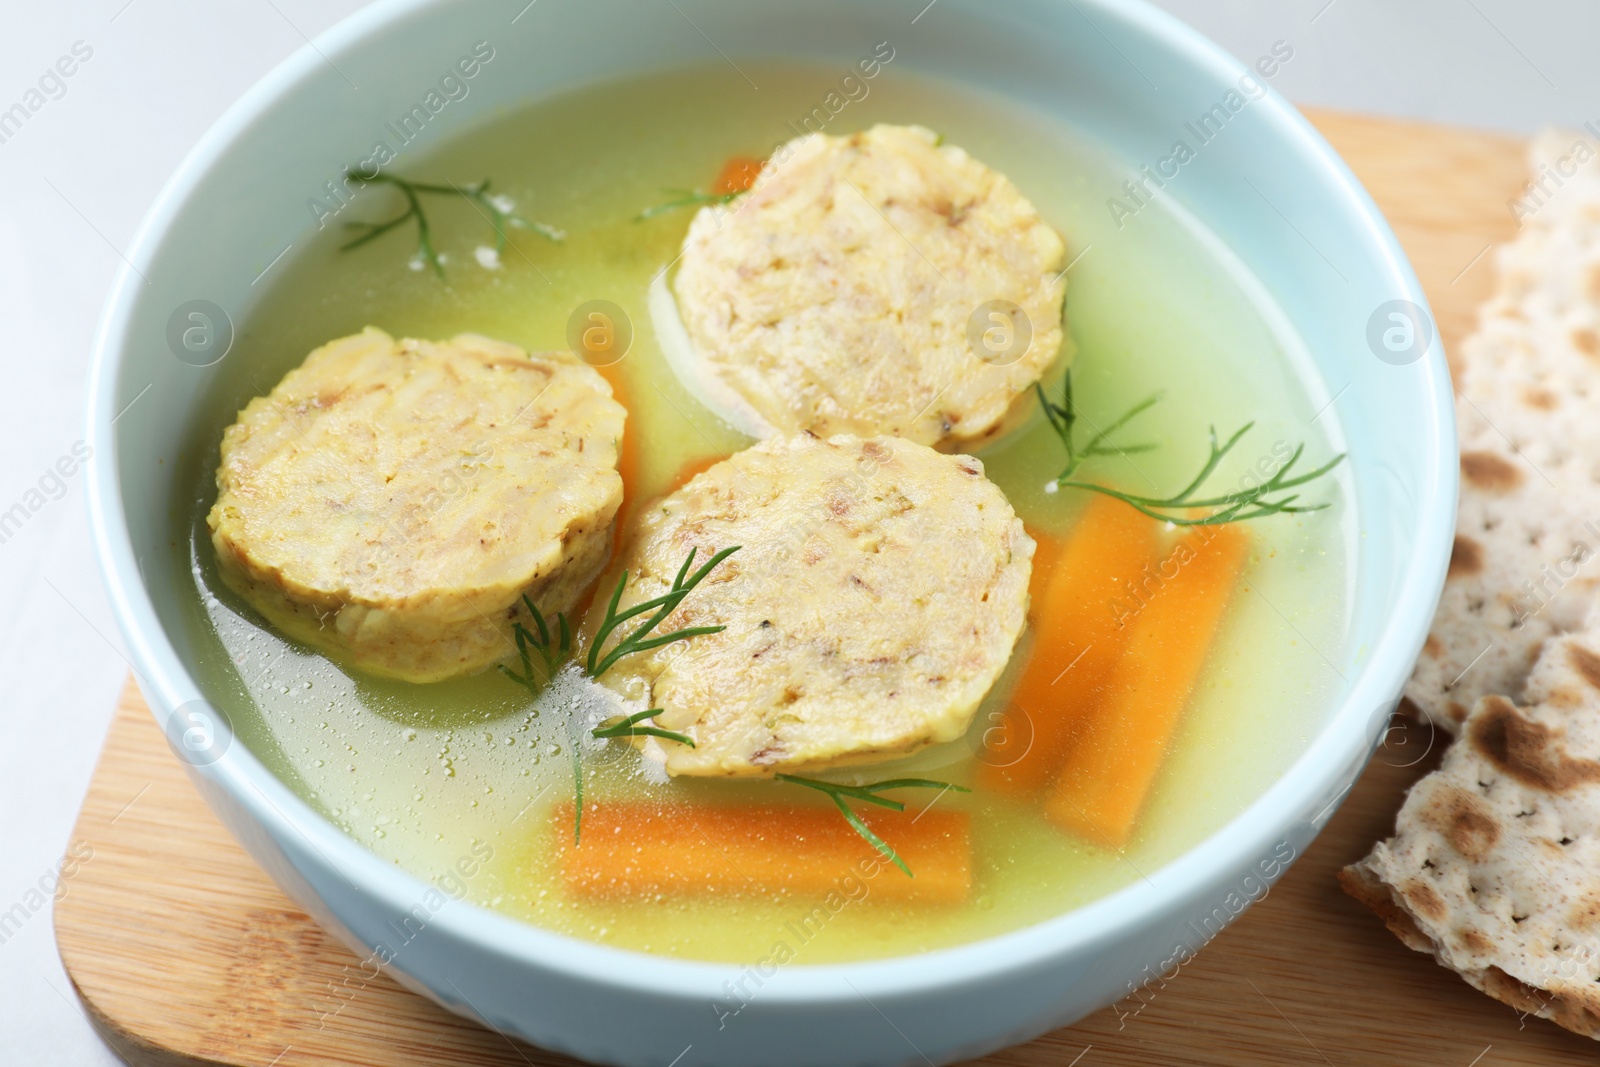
[
  {"x1": 1344, "y1": 612, "x2": 1600, "y2": 1039},
  {"x1": 1407, "y1": 131, "x2": 1600, "y2": 733}
]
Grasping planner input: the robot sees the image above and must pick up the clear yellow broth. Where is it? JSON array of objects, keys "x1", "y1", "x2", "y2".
[{"x1": 170, "y1": 62, "x2": 1352, "y2": 963}]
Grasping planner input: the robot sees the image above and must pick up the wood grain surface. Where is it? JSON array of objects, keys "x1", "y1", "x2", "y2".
[{"x1": 55, "y1": 110, "x2": 1595, "y2": 1066}]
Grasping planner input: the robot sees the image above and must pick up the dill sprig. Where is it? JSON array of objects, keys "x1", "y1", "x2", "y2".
[
  {"x1": 499, "y1": 544, "x2": 737, "y2": 689},
  {"x1": 496, "y1": 595, "x2": 571, "y2": 692},
  {"x1": 592, "y1": 708, "x2": 695, "y2": 748},
  {"x1": 634, "y1": 188, "x2": 741, "y2": 221},
  {"x1": 495, "y1": 550, "x2": 735, "y2": 846},
  {"x1": 1039, "y1": 368, "x2": 1344, "y2": 526},
  {"x1": 775, "y1": 775, "x2": 969, "y2": 877},
  {"x1": 341, "y1": 171, "x2": 562, "y2": 277},
  {"x1": 586, "y1": 546, "x2": 740, "y2": 678},
  {"x1": 1040, "y1": 371, "x2": 1161, "y2": 482}
]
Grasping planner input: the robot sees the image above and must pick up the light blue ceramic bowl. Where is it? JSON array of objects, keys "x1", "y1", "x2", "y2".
[{"x1": 85, "y1": 1, "x2": 1455, "y2": 1064}]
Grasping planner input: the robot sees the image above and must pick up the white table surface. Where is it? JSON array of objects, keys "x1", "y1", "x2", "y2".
[{"x1": 0, "y1": 1, "x2": 1592, "y2": 1063}]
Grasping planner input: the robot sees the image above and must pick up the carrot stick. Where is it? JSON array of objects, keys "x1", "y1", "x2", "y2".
[
  {"x1": 590, "y1": 363, "x2": 640, "y2": 540},
  {"x1": 668, "y1": 452, "x2": 723, "y2": 493},
  {"x1": 556, "y1": 802, "x2": 970, "y2": 903},
  {"x1": 1045, "y1": 523, "x2": 1250, "y2": 847},
  {"x1": 980, "y1": 496, "x2": 1161, "y2": 795},
  {"x1": 712, "y1": 156, "x2": 763, "y2": 195}
]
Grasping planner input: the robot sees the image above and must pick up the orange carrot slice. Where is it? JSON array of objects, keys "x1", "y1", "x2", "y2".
[
  {"x1": 555, "y1": 802, "x2": 970, "y2": 903},
  {"x1": 980, "y1": 497, "x2": 1161, "y2": 795},
  {"x1": 668, "y1": 452, "x2": 724, "y2": 493},
  {"x1": 712, "y1": 156, "x2": 763, "y2": 195},
  {"x1": 589, "y1": 363, "x2": 639, "y2": 536},
  {"x1": 1045, "y1": 523, "x2": 1250, "y2": 847}
]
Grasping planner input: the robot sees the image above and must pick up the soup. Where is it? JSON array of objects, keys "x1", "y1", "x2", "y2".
[{"x1": 171, "y1": 62, "x2": 1351, "y2": 963}]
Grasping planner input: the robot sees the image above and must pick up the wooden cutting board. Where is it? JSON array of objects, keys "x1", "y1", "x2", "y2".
[{"x1": 55, "y1": 110, "x2": 1596, "y2": 1066}]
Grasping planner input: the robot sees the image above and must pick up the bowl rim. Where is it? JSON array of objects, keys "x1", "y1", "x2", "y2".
[{"x1": 85, "y1": 0, "x2": 1457, "y2": 1004}]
